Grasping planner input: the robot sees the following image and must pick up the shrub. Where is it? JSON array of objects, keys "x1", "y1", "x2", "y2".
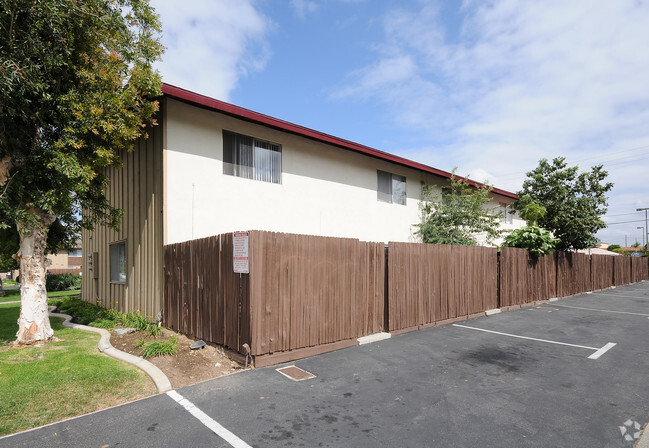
[
  {"x1": 139, "y1": 336, "x2": 178, "y2": 358},
  {"x1": 502, "y1": 226, "x2": 560, "y2": 257},
  {"x1": 46, "y1": 274, "x2": 82, "y2": 292}
]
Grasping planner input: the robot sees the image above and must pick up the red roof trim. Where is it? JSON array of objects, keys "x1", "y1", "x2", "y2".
[{"x1": 161, "y1": 83, "x2": 518, "y2": 199}]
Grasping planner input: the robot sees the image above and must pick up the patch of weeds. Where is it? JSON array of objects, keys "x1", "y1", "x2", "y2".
[
  {"x1": 147, "y1": 324, "x2": 162, "y2": 337},
  {"x1": 135, "y1": 339, "x2": 146, "y2": 348},
  {"x1": 139, "y1": 335, "x2": 178, "y2": 358}
]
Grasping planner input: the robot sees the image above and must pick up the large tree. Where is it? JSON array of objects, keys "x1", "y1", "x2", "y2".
[
  {"x1": 415, "y1": 171, "x2": 503, "y2": 246},
  {"x1": 0, "y1": 0, "x2": 163, "y2": 344},
  {"x1": 516, "y1": 157, "x2": 613, "y2": 251}
]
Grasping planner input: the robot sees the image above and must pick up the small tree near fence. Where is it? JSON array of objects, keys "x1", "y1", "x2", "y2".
[{"x1": 415, "y1": 170, "x2": 503, "y2": 246}]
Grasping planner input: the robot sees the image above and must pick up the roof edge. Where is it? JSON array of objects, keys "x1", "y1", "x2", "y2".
[{"x1": 161, "y1": 83, "x2": 518, "y2": 200}]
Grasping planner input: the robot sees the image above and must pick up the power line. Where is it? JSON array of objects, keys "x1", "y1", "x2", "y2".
[{"x1": 604, "y1": 219, "x2": 645, "y2": 225}]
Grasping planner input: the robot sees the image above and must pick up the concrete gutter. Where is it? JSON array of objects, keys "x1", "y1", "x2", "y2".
[{"x1": 48, "y1": 306, "x2": 172, "y2": 393}]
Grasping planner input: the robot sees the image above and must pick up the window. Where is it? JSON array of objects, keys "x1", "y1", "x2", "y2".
[
  {"x1": 223, "y1": 130, "x2": 282, "y2": 184},
  {"x1": 499, "y1": 202, "x2": 513, "y2": 224},
  {"x1": 110, "y1": 242, "x2": 126, "y2": 283},
  {"x1": 377, "y1": 170, "x2": 406, "y2": 205},
  {"x1": 68, "y1": 248, "x2": 82, "y2": 257}
]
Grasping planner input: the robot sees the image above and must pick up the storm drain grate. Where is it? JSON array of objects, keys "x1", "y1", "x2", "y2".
[{"x1": 276, "y1": 365, "x2": 316, "y2": 381}]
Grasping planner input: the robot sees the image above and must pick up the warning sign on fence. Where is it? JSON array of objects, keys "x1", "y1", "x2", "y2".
[{"x1": 233, "y1": 231, "x2": 249, "y2": 274}]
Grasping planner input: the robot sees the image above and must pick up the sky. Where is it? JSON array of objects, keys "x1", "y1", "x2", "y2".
[{"x1": 149, "y1": 0, "x2": 649, "y2": 247}]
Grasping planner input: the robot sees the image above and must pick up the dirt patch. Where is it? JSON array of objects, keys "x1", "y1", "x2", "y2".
[{"x1": 110, "y1": 328, "x2": 247, "y2": 389}]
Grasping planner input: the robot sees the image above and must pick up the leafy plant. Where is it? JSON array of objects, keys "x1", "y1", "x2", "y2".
[
  {"x1": 139, "y1": 336, "x2": 178, "y2": 359},
  {"x1": 502, "y1": 226, "x2": 560, "y2": 257},
  {"x1": 415, "y1": 170, "x2": 503, "y2": 246},
  {"x1": 46, "y1": 274, "x2": 82, "y2": 292}
]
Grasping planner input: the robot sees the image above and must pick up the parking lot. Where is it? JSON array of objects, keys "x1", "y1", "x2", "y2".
[{"x1": 3, "y1": 282, "x2": 649, "y2": 447}]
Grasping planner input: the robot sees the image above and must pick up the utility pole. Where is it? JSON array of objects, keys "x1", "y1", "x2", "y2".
[{"x1": 638, "y1": 207, "x2": 649, "y2": 250}]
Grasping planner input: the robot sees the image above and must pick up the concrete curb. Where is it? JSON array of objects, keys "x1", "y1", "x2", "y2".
[{"x1": 48, "y1": 307, "x2": 172, "y2": 394}]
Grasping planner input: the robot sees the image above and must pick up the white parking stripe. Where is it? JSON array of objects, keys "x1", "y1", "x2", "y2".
[
  {"x1": 166, "y1": 390, "x2": 252, "y2": 448},
  {"x1": 588, "y1": 292, "x2": 649, "y2": 300},
  {"x1": 452, "y1": 324, "x2": 615, "y2": 359},
  {"x1": 547, "y1": 303, "x2": 649, "y2": 317},
  {"x1": 588, "y1": 342, "x2": 616, "y2": 360}
]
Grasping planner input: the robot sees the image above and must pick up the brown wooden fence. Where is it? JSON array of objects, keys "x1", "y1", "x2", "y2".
[
  {"x1": 591, "y1": 254, "x2": 614, "y2": 291},
  {"x1": 163, "y1": 231, "x2": 648, "y2": 366},
  {"x1": 163, "y1": 233, "x2": 249, "y2": 353},
  {"x1": 499, "y1": 247, "x2": 556, "y2": 306},
  {"x1": 631, "y1": 257, "x2": 649, "y2": 282},
  {"x1": 613, "y1": 256, "x2": 632, "y2": 286},
  {"x1": 387, "y1": 243, "x2": 498, "y2": 332},
  {"x1": 248, "y1": 232, "x2": 384, "y2": 362},
  {"x1": 556, "y1": 252, "x2": 592, "y2": 297}
]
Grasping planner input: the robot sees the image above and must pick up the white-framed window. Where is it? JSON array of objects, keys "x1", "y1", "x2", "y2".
[
  {"x1": 499, "y1": 202, "x2": 513, "y2": 224},
  {"x1": 377, "y1": 170, "x2": 407, "y2": 205},
  {"x1": 110, "y1": 241, "x2": 127, "y2": 283},
  {"x1": 223, "y1": 130, "x2": 282, "y2": 184},
  {"x1": 68, "y1": 248, "x2": 82, "y2": 257}
]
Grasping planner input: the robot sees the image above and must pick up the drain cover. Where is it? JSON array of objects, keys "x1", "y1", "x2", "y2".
[{"x1": 276, "y1": 365, "x2": 316, "y2": 381}]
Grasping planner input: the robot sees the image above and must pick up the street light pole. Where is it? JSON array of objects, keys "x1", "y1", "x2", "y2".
[
  {"x1": 638, "y1": 226, "x2": 645, "y2": 247},
  {"x1": 638, "y1": 208, "x2": 649, "y2": 250}
]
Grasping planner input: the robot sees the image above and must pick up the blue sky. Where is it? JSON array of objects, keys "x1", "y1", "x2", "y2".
[{"x1": 150, "y1": 0, "x2": 649, "y2": 246}]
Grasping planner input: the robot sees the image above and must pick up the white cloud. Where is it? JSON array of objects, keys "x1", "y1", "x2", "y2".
[
  {"x1": 290, "y1": 0, "x2": 318, "y2": 20},
  {"x1": 334, "y1": 0, "x2": 649, "y2": 244},
  {"x1": 151, "y1": 0, "x2": 273, "y2": 101}
]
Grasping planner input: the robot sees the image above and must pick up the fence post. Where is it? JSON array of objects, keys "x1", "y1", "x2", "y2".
[{"x1": 384, "y1": 243, "x2": 389, "y2": 332}]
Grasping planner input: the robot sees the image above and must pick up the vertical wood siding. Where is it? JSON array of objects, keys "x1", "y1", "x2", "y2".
[{"x1": 81, "y1": 121, "x2": 164, "y2": 317}]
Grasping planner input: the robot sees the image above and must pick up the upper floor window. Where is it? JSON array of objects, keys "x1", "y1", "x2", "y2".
[
  {"x1": 68, "y1": 248, "x2": 82, "y2": 257},
  {"x1": 223, "y1": 130, "x2": 282, "y2": 184},
  {"x1": 499, "y1": 202, "x2": 513, "y2": 224},
  {"x1": 377, "y1": 170, "x2": 406, "y2": 205}
]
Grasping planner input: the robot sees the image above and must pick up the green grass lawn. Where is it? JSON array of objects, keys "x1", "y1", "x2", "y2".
[
  {"x1": 0, "y1": 289, "x2": 20, "y2": 303},
  {"x1": 0, "y1": 302, "x2": 156, "y2": 437}
]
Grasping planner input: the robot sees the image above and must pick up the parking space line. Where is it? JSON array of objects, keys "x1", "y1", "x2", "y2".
[
  {"x1": 452, "y1": 324, "x2": 615, "y2": 359},
  {"x1": 166, "y1": 390, "x2": 252, "y2": 448},
  {"x1": 546, "y1": 303, "x2": 649, "y2": 317},
  {"x1": 588, "y1": 292, "x2": 649, "y2": 300}
]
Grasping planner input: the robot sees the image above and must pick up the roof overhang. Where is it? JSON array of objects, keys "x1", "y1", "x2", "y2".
[{"x1": 161, "y1": 83, "x2": 518, "y2": 200}]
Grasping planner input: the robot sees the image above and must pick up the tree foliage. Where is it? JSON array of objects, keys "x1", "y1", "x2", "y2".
[
  {"x1": 0, "y1": 0, "x2": 163, "y2": 343},
  {"x1": 1, "y1": 0, "x2": 163, "y2": 231},
  {"x1": 516, "y1": 157, "x2": 613, "y2": 251},
  {"x1": 502, "y1": 226, "x2": 559, "y2": 257},
  {"x1": 415, "y1": 172, "x2": 503, "y2": 246}
]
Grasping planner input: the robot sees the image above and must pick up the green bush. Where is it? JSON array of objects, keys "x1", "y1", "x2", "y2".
[
  {"x1": 46, "y1": 274, "x2": 82, "y2": 292},
  {"x1": 502, "y1": 226, "x2": 560, "y2": 257}
]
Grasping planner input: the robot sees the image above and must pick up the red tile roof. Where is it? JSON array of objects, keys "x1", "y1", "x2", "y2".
[{"x1": 162, "y1": 83, "x2": 518, "y2": 200}]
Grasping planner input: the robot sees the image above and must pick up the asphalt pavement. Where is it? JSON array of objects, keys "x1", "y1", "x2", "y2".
[{"x1": 3, "y1": 282, "x2": 649, "y2": 447}]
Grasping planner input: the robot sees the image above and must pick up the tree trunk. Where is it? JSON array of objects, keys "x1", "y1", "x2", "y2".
[
  {"x1": 0, "y1": 278, "x2": 5, "y2": 297},
  {"x1": 15, "y1": 210, "x2": 56, "y2": 344}
]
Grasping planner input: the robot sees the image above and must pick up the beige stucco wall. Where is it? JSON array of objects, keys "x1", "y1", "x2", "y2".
[{"x1": 164, "y1": 98, "x2": 524, "y2": 246}]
